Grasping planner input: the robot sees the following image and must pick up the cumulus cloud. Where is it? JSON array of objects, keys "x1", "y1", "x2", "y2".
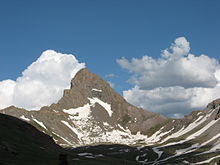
[
  {"x1": 118, "y1": 37, "x2": 220, "y2": 118},
  {"x1": 107, "y1": 81, "x2": 115, "y2": 88},
  {"x1": 0, "y1": 80, "x2": 16, "y2": 109},
  {"x1": 117, "y1": 37, "x2": 218, "y2": 89},
  {"x1": 0, "y1": 50, "x2": 85, "y2": 110}
]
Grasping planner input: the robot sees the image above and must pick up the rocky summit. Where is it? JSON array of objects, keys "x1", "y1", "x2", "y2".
[{"x1": 1, "y1": 68, "x2": 220, "y2": 164}]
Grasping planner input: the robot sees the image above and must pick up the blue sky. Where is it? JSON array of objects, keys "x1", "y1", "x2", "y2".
[{"x1": 0, "y1": 0, "x2": 220, "y2": 117}]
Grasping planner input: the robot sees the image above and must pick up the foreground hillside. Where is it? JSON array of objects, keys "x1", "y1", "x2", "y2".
[
  {"x1": 1, "y1": 112, "x2": 220, "y2": 165},
  {"x1": 0, "y1": 113, "x2": 63, "y2": 165},
  {"x1": 0, "y1": 113, "x2": 140, "y2": 165}
]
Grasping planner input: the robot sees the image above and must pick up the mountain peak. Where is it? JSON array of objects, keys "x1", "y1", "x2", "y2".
[
  {"x1": 70, "y1": 68, "x2": 111, "y2": 92},
  {"x1": 1, "y1": 68, "x2": 167, "y2": 146},
  {"x1": 56, "y1": 68, "x2": 125, "y2": 110}
]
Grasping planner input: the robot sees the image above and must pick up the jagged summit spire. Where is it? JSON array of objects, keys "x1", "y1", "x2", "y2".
[
  {"x1": 56, "y1": 67, "x2": 127, "y2": 110},
  {"x1": 70, "y1": 68, "x2": 111, "y2": 90}
]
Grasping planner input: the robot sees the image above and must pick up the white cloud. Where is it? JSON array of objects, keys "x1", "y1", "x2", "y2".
[
  {"x1": 123, "y1": 85, "x2": 220, "y2": 117},
  {"x1": 117, "y1": 38, "x2": 218, "y2": 90},
  {"x1": 107, "y1": 81, "x2": 115, "y2": 88},
  {"x1": 0, "y1": 50, "x2": 85, "y2": 110},
  {"x1": 105, "y1": 73, "x2": 117, "y2": 78},
  {"x1": 0, "y1": 80, "x2": 16, "y2": 109},
  {"x1": 162, "y1": 37, "x2": 190, "y2": 59},
  {"x1": 118, "y1": 37, "x2": 220, "y2": 117}
]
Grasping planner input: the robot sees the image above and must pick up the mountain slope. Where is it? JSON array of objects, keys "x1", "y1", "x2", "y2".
[
  {"x1": 138, "y1": 98, "x2": 220, "y2": 164},
  {"x1": 0, "y1": 68, "x2": 167, "y2": 147}
]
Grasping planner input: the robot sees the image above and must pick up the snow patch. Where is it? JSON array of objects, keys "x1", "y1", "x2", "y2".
[
  {"x1": 20, "y1": 115, "x2": 30, "y2": 121},
  {"x1": 63, "y1": 104, "x2": 91, "y2": 119},
  {"x1": 78, "y1": 153, "x2": 93, "y2": 156},
  {"x1": 63, "y1": 97, "x2": 112, "y2": 118},
  {"x1": 33, "y1": 118, "x2": 47, "y2": 130},
  {"x1": 61, "y1": 120, "x2": 83, "y2": 139},
  {"x1": 52, "y1": 131, "x2": 74, "y2": 146},
  {"x1": 210, "y1": 141, "x2": 220, "y2": 151},
  {"x1": 201, "y1": 133, "x2": 220, "y2": 146},
  {"x1": 103, "y1": 122, "x2": 109, "y2": 126},
  {"x1": 52, "y1": 109, "x2": 59, "y2": 113},
  {"x1": 195, "y1": 155, "x2": 220, "y2": 164},
  {"x1": 153, "y1": 147, "x2": 163, "y2": 160},
  {"x1": 88, "y1": 97, "x2": 112, "y2": 117},
  {"x1": 175, "y1": 143, "x2": 199, "y2": 156},
  {"x1": 197, "y1": 112, "x2": 202, "y2": 115},
  {"x1": 92, "y1": 88, "x2": 102, "y2": 92},
  {"x1": 147, "y1": 127, "x2": 174, "y2": 143},
  {"x1": 186, "y1": 119, "x2": 219, "y2": 140},
  {"x1": 118, "y1": 124, "x2": 126, "y2": 131},
  {"x1": 194, "y1": 115, "x2": 203, "y2": 123},
  {"x1": 161, "y1": 114, "x2": 208, "y2": 143}
]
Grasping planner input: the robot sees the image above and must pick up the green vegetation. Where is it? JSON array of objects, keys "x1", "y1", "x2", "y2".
[
  {"x1": 147, "y1": 119, "x2": 172, "y2": 136},
  {"x1": 121, "y1": 114, "x2": 132, "y2": 125}
]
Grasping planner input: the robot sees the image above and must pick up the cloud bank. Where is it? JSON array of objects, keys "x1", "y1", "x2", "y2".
[
  {"x1": 117, "y1": 37, "x2": 220, "y2": 118},
  {"x1": 0, "y1": 50, "x2": 85, "y2": 110}
]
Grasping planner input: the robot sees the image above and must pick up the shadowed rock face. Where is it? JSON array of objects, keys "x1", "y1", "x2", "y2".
[{"x1": 0, "y1": 68, "x2": 168, "y2": 146}]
